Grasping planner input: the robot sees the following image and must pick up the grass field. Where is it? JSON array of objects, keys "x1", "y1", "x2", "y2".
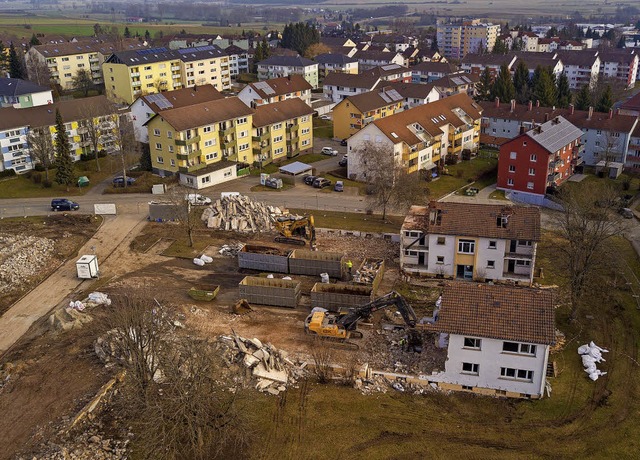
[
  {"x1": 313, "y1": 118, "x2": 333, "y2": 139},
  {"x1": 427, "y1": 155, "x2": 498, "y2": 199},
  {"x1": 289, "y1": 207, "x2": 404, "y2": 233}
]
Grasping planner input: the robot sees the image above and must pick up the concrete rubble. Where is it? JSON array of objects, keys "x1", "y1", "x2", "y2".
[
  {"x1": 353, "y1": 259, "x2": 383, "y2": 284},
  {"x1": 201, "y1": 195, "x2": 285, "y2": 233},
  {"x1": 354, "y1": 375, "x2": 429, "y2": 396},
  {"x1": 218, "y1": 333, "x2": 308, "y2": 395},
  {"x1": 317, "y1": 233, "x2": 399, "y2": 264},
  {"x1": 49, "y1": 292, "x2": 112, "y2": 331},
  {"x1": 0, "y1": 233, "x2": 55, "y2": 294},
  {"x1": 219, "y1": 243, "x2": 244, "y2": 257}
]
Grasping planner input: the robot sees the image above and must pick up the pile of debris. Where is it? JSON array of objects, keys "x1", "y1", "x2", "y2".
[
  {"x1": 22, "y1": 433, "x2": 129, "y2": 460},
  {"x1": 219, "y1": 243, "x2": 244, "y2": 257},
  {"x1": 578, "y1": 341, "x2": 608, "y2": 381},
  {"x1": 352, "y1": 259, "x2": 383, "y2": 285},
  {"x1": 0, "y1": 234, "x2": 55, "y2": 293},
  {"x1": 354, "y1": 375, "x2": 430, "y2": 396},
  {"x1": 49, "y1": 292, "x2": 112, "y2": 331},
  {"x1": 218, "y1": 333, "x2": 308, "y2": 395},
  {"x1": 317, "y1": 234, "x2": 399, "y2": 265},
  {"x1": 201, "y1": 195, "x2": 285, "y2": 233}
]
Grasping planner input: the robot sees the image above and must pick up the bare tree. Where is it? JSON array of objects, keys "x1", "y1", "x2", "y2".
[
  {"x1": 109, "y1": 109, "x2": 138, "y2": 187},
  {"x1": 79, "y1": 102, "x2": 118, "y2": 172},
  {"x1": 167, "y1": 185, "x2": 201, "y2": 248},
  {"x1": 310, "y1": 338, "x2": 334, "y2": 384},
  {"x1": 27, "y1": 126, "x2": 54, "y2": 181},
  {"x1": 554, "y1": 182, "x2": 625, "y2": 321},
  {"x1": 25, "y1": 54, "x2": 51, "y2": 87},
  {"x1": 357, "y1": 140, "x2": 429, "y2": 220},
  {"x1": 596, "y1": 131, "x2": 621, "y2": 172},
  {"x1": 71, "y1": 68, "x2": 94, "y2": 97}
]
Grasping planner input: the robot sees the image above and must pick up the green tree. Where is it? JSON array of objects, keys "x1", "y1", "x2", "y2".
[
  {"x1": 492, "y1": 38, "x2": 507, "y2": 54},
  {"x1": 531, "y1": 66, "x2": 556, "y2": 107},
  {"x1": 8, "y1": 42, "x2": 25, "y2": 79},
  {"x1": 139, "y1": 144, "x2": 152, "y2": 171},
  {"x1": 144, "y1": 30, "x2": 151, "y2": 41},
  {"x1": 476, "y1": 66, "x2": 493, "y2": 101},
  {"x1": 596, "y1": 85, "x2": 613, "y2": 112},
  {"x1": 124, "y1": 26, "x2": 131, "y2": 38},
  {"x1": 575, "y1": 84, "x2": 592, "y2": 111},
  {"x1": 616, "y1": 35, "x2": 626, "y2": 48},
  {"x1": 492, "y1": 63, "x2": 515, "y2": 103},
  {"x1": 281, "y1": 22, "x2": 319, "y2": 55},
  {"x1": 29, "y1": 33, "x2": 41, "y2": 46},
  {"x1": 556, "y1": 73, "x2": 572, "y2": 108},
  {"x1": 430, "y1": 35, "x2": 438, "y2": 52},
  {"x1": 512, "y1": 60, "x2": 530, "y2": 104},
  {"x1": 53, "y1": 109, "x2": 74, "y2": 191},
  {"x1": 93, "y1": 23, "x2": 103, "y2": 36}
]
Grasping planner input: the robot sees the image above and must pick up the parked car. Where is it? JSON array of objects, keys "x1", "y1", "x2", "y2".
[
  {"x1": 619, "y1": 208, "x2": 634, "y2": 219},
  {"x1": 321, "y1": 147, "x2": 338, "y2": 156},
  {"x1": 338, "y1": 154, "x2": 348, "y2": 167},
  {"x1": 340, "y1": 139, "x2": 348, "y2": 146},
  {"x1": 334, "y1": 181, "x2": 344, "y2": 192},
  {"x1": 313, "y1": 177, "x2": 332, "y2": 189},
  {"x1": 303, "y1": 174, "x2": 317, "y2": 186},
  {"x1": 264, "y1": 177, "x2": 282, "y2": 189},
  {"x1": 320, "y1": 115, "x2": 331, "y2": 121},
  {"x1": 185, "y1": 193, "x2": 212, "y2": 206},
  {"x1": 112, "y1": 176, "x2": 136, "y2": 187},
  {"x1": 51, "y1": 198, "x2": 79, "y2": 211}
]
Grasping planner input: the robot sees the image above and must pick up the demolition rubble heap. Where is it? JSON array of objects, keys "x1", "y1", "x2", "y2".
[
  {"x1": 218, "y1": 333, "x2": 308, "y2": 396},
  {"x1": 201, "y1": 195, "x2": 285, "y2": 233},
  {"x1": 0, "y1": 234, "x2": 55, "y2": 293}
]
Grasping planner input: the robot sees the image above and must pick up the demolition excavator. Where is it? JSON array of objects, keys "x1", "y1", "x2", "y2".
[
  {"x1": 274, "y1": 214, "x2": 317, "y2": 250},
  {"x1": 304, "y1": 291, "x2": 421, "y2": 349}
]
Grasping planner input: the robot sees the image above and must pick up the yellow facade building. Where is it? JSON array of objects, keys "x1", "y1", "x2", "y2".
[{"x1": 252, "y1": 98, "x2": 314, "y2": 165}]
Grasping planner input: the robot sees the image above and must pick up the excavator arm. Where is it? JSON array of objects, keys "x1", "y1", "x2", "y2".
[{"x1": 337, "y1": 291, "x2": 417, "y2": 331}]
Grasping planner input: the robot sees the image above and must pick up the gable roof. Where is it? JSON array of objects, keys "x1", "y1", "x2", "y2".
[
  {"x1": 412, "y1": 61, "x2": 458, "y2": 74},
  {"x1": 433, "y1": 283, "x2": 555, "y2": 345},
  {"x1": 374, "y1": 81, "x2": 437, "y2": 99},
  {"x1": 355, "y1": 49, "x2": 400, "y2": 62},
  {"x1": 339, "y1": 87, "x2": 404, "y2": 113},
  {"x1": 0, "y1": 77, "x2": 50, "y2": 97},
  {"x1": 514, "y1": 52, "x2": 561, "y2": 70},
  {"x1": 0, "y1": 95, "x2": 115, "y2": 131},
  {"x1": 136, "y1": 85, "x2": 224, "y2": 113},
  {"x1": 555, "y1": 50, "x2": 599, "y2": 67},
  {"x1": 246, "y1": 75, "x2": 312, "y2": 99},
  {"x1": 522, "y1": 116, "x2": 583, "y2": 153},
  {"x1": 620, "y1": 91, "x2": 640, "y2": 113},
  {"x1": 107, "y1": 45, "x2": 227, "y2": 66},
  {"x1": 597, "y1": 48, "x2": 638, "y2": 65},
  {"x1": 315, "y1": 53, "x2": 358, "y2": 65},
  {"x1": 366, "y1": 64, "x2": 411, "y2": 78},
  {"x1": 323, "y1": 71, "x2": 380, "y2": 89},
  {"x1": 402, "y1": 202, "x2": 541, "y2": 241},
  {"x1": 149, "y1": 96, "x2": 253, "y2": 131},
  {"x1": 432, "y1": 72, "x2": 479, "y2": 88},
  {"x1": 462, "y1": 53, "x2": 517, "y2": 67},
  {"x1": 252, "y1": 98, "x2": 313, "y2": 127},
  {"x1": 257, "y1": 55, "x2": 316, "y2": 67},
  {"x1": 32, "y1": 38, "x2": 147, "y2": 57}
]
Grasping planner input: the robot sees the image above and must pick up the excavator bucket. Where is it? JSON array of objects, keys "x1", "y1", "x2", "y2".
[{"x1": 232, "y1": 299, "x2": 253, "y2": 315}]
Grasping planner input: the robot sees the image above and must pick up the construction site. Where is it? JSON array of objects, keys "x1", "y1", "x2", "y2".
[{"x1": 0, "y1": 193, "x2": 639, "y2": 459}]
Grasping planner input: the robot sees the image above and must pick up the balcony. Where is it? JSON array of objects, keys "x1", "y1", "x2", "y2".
[
  {"x1": 286, "y1": 123, "x2": 299, "y2": 134},
  {"x1": 287, "y1": 147, "x2": 300, "y2": 158},
  {"x1": 130, "y1": 72, "x2": 140, "y2": 78},
  {"x1": 171, "y1": 65, "x2": 181, "y2": 71},
  {"x1": 547, "y1": 172, "x2": 561, "y2": 183},
  {"x1": 504, "y1": 251, "x2": 533, "y2": 260},
  {"x1": 629, "y1": 143, "x2": 640, "y2": 151},
  {"x1": 132, "y1": 81, "x2": 141, "y2": 87},
  {"x1": 287, "y1": 133, "x2": 299, "y2": 143},
  {"x1": 177, "y1": 150, "x2": 201, "y2": 161},
  {"x1": 178, "y1": 163, "x2": 206, "y2": 173},
  {"x1": 252, "y1": 131, "x2": 269, "y2": 142},
  {"x1": 220, "y1": 126, "x2": 235, "y2": 136},
  {"x1": 89, "y1": 57, "x2": 99, "y2": 63},
  {"x1": 175, "y1": 135, "x2": 200, "y2": 146}
]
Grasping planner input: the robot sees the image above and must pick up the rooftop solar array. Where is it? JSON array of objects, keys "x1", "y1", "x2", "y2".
[
  {"x1": 137, "y1": 47, "x2": 169, "y2": 55},
  {"x1": 379, "y1": 89, "x2": 403, "y2": 103},
  {"x1": 254, "y1": 81, "x2": 275, "y2": 95},
  {"x1": 146, "y1": 93, "x2": 173, "y2": 110}
]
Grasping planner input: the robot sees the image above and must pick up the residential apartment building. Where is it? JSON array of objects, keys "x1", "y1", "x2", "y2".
[
  {"x1": 224, "y1": 45, "x2": 252, "y2": 77},
  {"x1": 411, "y1": 61, "x2": 458, "y2": 83},
  {"x1": 103, "y1": 45, "x2": 231, "y2": 104},
  {"x1": 256, "y1": 56, "x2": 319, "y2": 89},
  {"x1": 26, "y1": 39, "x2": 147, "y2": 90},
  {"x1": 237, "y1": 75, "x2": 312, "y2": 108},
  {"x1": 497, "y1": 116, "x2": 583, "y2": 204},
  {"x1": 0, "y1": 96, "x2": 118, "y2": 173},
  {"x1": 437, "y1": 20, "x2": 501, "y2": 60},
  {"x1": 375, "y1": 81, "x2": 441, "y2": 109},
  {"x1": 598, "y1": 49, "x2": 639, "y2": 89},
  {"x1": 144, "y1": 97, "x2": 253, "y2": 183},
  {"x1": 332, "y1": 87, "x2": 405, "y2": 140},
  {"x1": 619, "y1": 91, "x2": 640, "y2": 117},
  {"x1": 428, "y1": 283, "x2": 554, "y2": 399},
  {"x1": 353, "y1": 49, "x2": 406, "y2": 70},
  {"x1": 347, "y1": 93, "x2": 482, "y2": 178},
  {"x1": 627, "y1": 124, "x2": 640, "y2": 173},
  {"x1": 0, "y1": 78, "x2": 53, "y2": 108},
  {"x1": 400, "y1": 202, "x2": 540, "y2": 283},
  {"x1": 314, "y1": 54, "x2": 359, "y2": 80},
  {"x1": 323, "y1": 71, "x2": 381, "y2": 104},
  {"x1": 461, "y1": 53, "x2": 518, "y2": 79},
  {"x1": 129, "y1": 85, "x2": 224, "y2": 143},
  {"x1": 252, "y1": 98, "x2": 314, "y2": 165},
  {"x1": 368, "y1": 64, "x2": 413, "y2": 83},
  {"x1": 479, "y1": 100, "x2": 639, "y2": 169},
  {"x1": 432, "y1": 72, "x2": 479, "y2": 98},
  {"x1": 556, "y1": 50, "x2": 600, "y2": 89}
]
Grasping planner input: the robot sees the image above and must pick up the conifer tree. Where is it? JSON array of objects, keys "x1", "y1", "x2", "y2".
[
  {"x1": 556, "y1": 73, "x2": 572, "y2": 108},
  {"x1": 8, "y1": 42, "x2": 25, "y2": 79},
  {"x1": 492, "y1": 63, "x2": 515, "y2": 103},
  {"x1": 476, "y1": 66, "x2": 493, "y2": 101},
  {"x1": 532, "y1": 66, "x2": 557, "y2": 107},
  {"x1": 596, "y1": 85, "x2": 613, "y2": 112},
  {"x1": 512, "y1": 60, "x2": 530, "y2": 104},
  {"x1": 53, "y1": 109, "x2": 74, "y2": 191}
]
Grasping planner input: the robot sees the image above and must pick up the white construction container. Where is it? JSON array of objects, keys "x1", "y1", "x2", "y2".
[{"x1": 76, "y1": 255, "x2": 99, "y2": 279}]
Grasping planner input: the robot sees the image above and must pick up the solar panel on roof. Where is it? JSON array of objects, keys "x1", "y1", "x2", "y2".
[
  {"x1": 380, "y1": 92, "x2": 391, "y2": 103},
  {"x1": 386, "y1": 89, "x2": 403, "y2": 101},
  {"x1": 451, "y1": 77, "x2": 464, "y2": 85}
]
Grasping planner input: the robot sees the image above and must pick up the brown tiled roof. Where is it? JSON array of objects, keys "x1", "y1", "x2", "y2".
[
  {"x1": 411, "y1": 61, "x2": 458, "y2": 74},
  {"x1": 402, "y1": 202, "x2": 540, "y2": 240},
  {"x1": 323, "y1": 71, "x2": 380, "y2": 89},
  {"x1": 621, "y1": 92, "x2": 640, "y2": 112},
  {"x1": 366, "y1": 64, "x2": 411, "y2": 78},
  {"x1": 33, "y1": 38, "x2": 147, "y2": 57},
  {"x1": 555, "y1": 50, "x2": 599, "y2": 67},
  {"x1": 432, "y1": 72, "x2": 479, "y2": 88},
  {"x1": 150, "y1": 96, "x2": 253, "y2": 131},
  {"x1": 252, "y1": 98, "x2": 313, "y2": 127},
  {"x1": 247, "y1": 75, "x2": 311, "y2": 99},
  {"x1": 374, "y1": 81, "x2": 437, "y2": 99},
  {"x1": 598, "y1": 49, "x2": 639, "y2": 65},
  {"x1": 479, "y1": 101, "x2": 638, "y2": 133},
  {"x1": 480, "y1": 133, "x2": 510, "y2": 146},
  {"x1": 320, "y1": 37, "x2": 354, "y2": 49},
  {"x1": 514, "y1": 52, "x2": 560, "y2": 70},
  {"x1": 433, "y1": 283, "x2": 555, "y2": 345},
  {"x1": 355, "y1": 49, "x2": 399, "y2": 62},
  {"x1": 138, "y1": 85, "x2": 224, "y2": 113},
  {"x1": 462, "y1": 53, "x2": 517, "y2": 66},
  {"x1": 339, "y1": 87, "x2": 403, "y2": 113},
  {"x1": 0, "y1": 95, "x2": 115, "y2": 131},
  {"x1": 371, "y1": 93, "x2": 482, "y2": 145}
]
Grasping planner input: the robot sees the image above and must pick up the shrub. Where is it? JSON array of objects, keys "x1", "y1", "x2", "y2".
[
  {"x1": 34, "y1": 163, "x2": 46, "y2": 172},
  {"x1": 622, "y1": 177, "x2": 631, "y2": 191},
  {"x1": 0, "y1": 169, "x2": 17, "y2": 178},
  {"x1": 445, "y1": 155, "x2": 459, "y2": 166}
]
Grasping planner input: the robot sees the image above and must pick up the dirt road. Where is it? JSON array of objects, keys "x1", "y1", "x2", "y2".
[{"x1": 0, "y1": 213, "x2": 146, "y2": 356}]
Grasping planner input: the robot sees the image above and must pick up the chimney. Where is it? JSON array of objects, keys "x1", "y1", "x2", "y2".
[
  {"x1": 519, "y1": 125, "x2": 526, "y2": 134},
  {"x1": 528, "y1": 100, "x2": 532, "y2": 111},
  {"x1": 494, "y1": 97, "x2": 500, "y2": 108},
  {"x1": 510, "y1": 99, "x2": 516, "y2": 112},
  {"x1": 569, "y1": 103, "x2": 574, "y2": 115},
  {"x1": 544, "y1": 113, "x2": 549, "y2": 122},
  {"x1": 536, "y1": 100, "x2": 540, "y2": 107},
  {"x1": 608, "y1": 108, "x2": 613, "y2": 119},
  {"x1": 588, "y1": 106, "x2": 593, "y2": 120}
]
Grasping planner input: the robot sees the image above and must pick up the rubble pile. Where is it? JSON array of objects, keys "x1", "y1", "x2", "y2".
[
  {"x1": 22, "y1": 432, "x2": 129, "y2": 460},
  {"x1": 201, "y1": 195, "x2": 285, "y2": 233},
  {"x1": 353, "y1": 259, "x2": 383, "y2": 285},
  {"x1": 49, "y1": 292, "x2": 112, "y2": 331},
  {"x1": 317, "y1": 234, "x2": 399, "y2": 265},
  {"x1": 354, "y1": 375, "x2": 429, "y2": 396},
  {"x1": 218, "y1": 333, "x2": 308, "y2": 395},
  {"x1": 219, "y1": 243, "x2": 244, "y2": 257},
  {"x1": 0, "y1": 234, "x2": 55, "y2": 293}
]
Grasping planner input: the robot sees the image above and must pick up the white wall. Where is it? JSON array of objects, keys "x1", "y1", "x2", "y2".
[
  {"x1": 346, "y1": 124, "x2": 396, "y2": 180},
  {"x1": 130, "y1": 99, "x2": 154, "y2": 143},
  {"x1": 29, "y1": 90, "x2": 54, "y2": 107},
  {"x1": 180, "y1": 164, "x2": 237, "y2": 189}
]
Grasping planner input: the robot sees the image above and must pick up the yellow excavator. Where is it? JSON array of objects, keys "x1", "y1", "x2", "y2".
[
  {"x1": 304, "y1": 291, "x2": 420, "y2": 348},
  {"x1": 274, "y1": 214, "x2": 317, "y2": 250}
]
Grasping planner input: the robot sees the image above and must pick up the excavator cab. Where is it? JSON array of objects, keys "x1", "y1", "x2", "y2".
[{"x1": 305, "y1": 311, "x2": 348, "y2": 339}]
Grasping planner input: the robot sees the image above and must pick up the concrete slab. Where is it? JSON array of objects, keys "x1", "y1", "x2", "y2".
[{"x1": 567, "y1": 174, "x2": 587, "y2": 182}]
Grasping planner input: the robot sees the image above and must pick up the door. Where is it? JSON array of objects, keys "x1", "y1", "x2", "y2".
[
  {"x1": 509, "y1": 240, "x2": 517, "y2": 252},
  {"x1": 464, "y1": 265, "x2": 474, "y2": 279},
  {"x1": 418, "y1": 252, "x2": 425, "y2": 265},
  {"x1": 507, "y1": 259, "x2": 516, "y2": 273}
]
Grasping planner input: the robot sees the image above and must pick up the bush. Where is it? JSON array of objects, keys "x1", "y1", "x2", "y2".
[
  {"x1": 445, "y1": 155, "x2": 459, "y2": 166},
  {"x1": 0, "y1": 169, "x2": 17, "y2": 178},
  {"x1": 31, "y1": 172, "x2": 42, "y2": 184},
  {"x1": 622, "y1": 177, "x2": 631, "y2": 191},
  {"x1": 34, "y1": 163, "x2": 46, "y2": 172},
  {"x1": 42, "y1": 179, "x2": 52, "y2": 188}
]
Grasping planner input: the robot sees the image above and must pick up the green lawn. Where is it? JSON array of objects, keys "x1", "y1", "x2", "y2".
[
  {"x1": 426, "y1": 156, "x2": 498, "y2": 199},
  {"x1": 289, "y1": 208, "x2": 403, "y2": 233},
  {"x1": 324, "y1": 173, "x2": 366, "y2": 194},
  {"x1": 313, "y1": 118, "x2": 333, "y2": 139}
]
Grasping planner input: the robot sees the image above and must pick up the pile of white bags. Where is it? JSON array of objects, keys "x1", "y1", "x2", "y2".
[{"x1": 578, "y1": 341, "x2": 608, "y2": 381}]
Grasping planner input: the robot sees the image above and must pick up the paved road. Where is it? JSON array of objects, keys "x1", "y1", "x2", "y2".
[{"x1": 0, "y1": 214, "x2": 147, "y2": 356}]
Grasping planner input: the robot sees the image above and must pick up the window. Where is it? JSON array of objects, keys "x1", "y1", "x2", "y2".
[
  {"x1": 488, "y1": 240, "x2": 497, "y2": 249},
  {"x1": 301, "y1": 128, "x2": 310, "y2": 135},
  {"x1": 527, "y1": 182, "x2": 534, "y2": 190},
  {"x1": 507, "y1": 178, "x2": 514, "y2": 186},
  {"x1": 458, "y1": 239, "x2": 475, "y2": 254},
  {"x1": 301, "y1": 116, "x2": 309, "y2": 122},
  {"x1": 487, "y1": 260, "x2": 495, "y2": 268},
  {"x1": 205, "y1": 152, "x2": 218, "y2": 160},
  {"x1": 462, "y1": 362, "x2": 479, "y2": 375},
  {"x1": 516, "y1": 260, "x2": 531, "y2": 267},
  {"x1": 239, "y1": 130, "x2": 248, "y2": 138},
  {"x1": 237, "y1": 117, "x2": 248, "y2": 125},
  {"x1": 167, "y1": 131, "x2": 172, "y2": 139},
  {"x1": 204, "y1": 139, "x2": 216, "y2": 147},
  {"x1": 500, "y1": 367, "x2": 534, "y2": 382},
  {"x1": 273, "y1": 135, "x2": 283, "y2": 143},
  {"x1": 202, "y1": 176, "x2": 211, "y2": 184},
  {"x1": 168, "y1": 145, "x2": 174, "y2": 153},
  {"x1": 463, "y1": 338, "x2": 481, "y2": 349},
  {"x1": 508, "y1": 165, "x2": 516, "y2": 173},
  {"x1": 274, "y1": 147, "x2": 284, "y2": 155},
  {"x1": 518, "y1": 240, "x2": 532, "y2": 247},
  {"x1": 203, "y1": 126, "x2": 212, "y2": 133},
  {"x1": 437, "y1": 236, "x2": 446, "y2": 245},
  {"x1": 155, "y1": 143, "x2": 162, "y2": 150},
  {"x1": 153, "y1": 129, "x2": 161, "y2": 136},
  {"x1": 528, "y1": 168, "x2": 535, "y2": 176},
  {"x1": 301, "y1": 139, "x2": 310, "y2": 146},
  {"x1": 238, "y1": 143, "x2": 249, "y2": 151},
  {"x1": 510, "y1": 151, "x2": 517, "y2": 159},
  {"x1": 502, "y1": 342, "x2": 537, "y2": 355},
  {"x1": 530, "y1": 154, "x2": 537, "y2": 162},
  {"x1": 156, "y1": 156, "x2": 164, "y2": 164},
  {"x1": 170, "y1": 159, "x2": 175, "y2": 166},
  {"x1": 436, "y1": 256, "x2": 444, "y2": 264},
  {"x1": 273, "y1": 122, "x2": 282, "y2": 130}
]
